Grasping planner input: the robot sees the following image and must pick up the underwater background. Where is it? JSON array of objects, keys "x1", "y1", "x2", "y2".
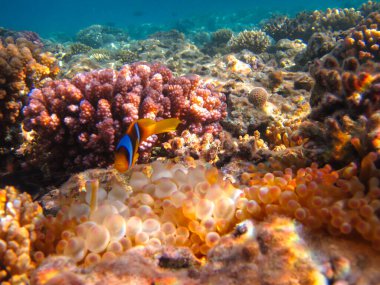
[
  {"x1": 1, "y1": 0, "x2": 380, "y2": 284},
  {"x1": 1, "y1": 0, "x2": 372, "y2": 38}
]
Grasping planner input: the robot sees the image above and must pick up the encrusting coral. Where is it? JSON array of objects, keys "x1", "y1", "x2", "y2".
[
  {"x1": 22, "y1": 62, "x2": 226, "y2": 171},
  {"x1": 0, "y1": 36, "x2": 59, "y2": 155},
  {"x1": 0, "y1": 186, "x2": 43, "y2": 284}
]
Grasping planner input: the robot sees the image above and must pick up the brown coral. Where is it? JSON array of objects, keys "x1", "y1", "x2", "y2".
[
  {"x1": 0, "y1": 36, "x2": 59, "y2": 156},
  {"x1": 248, "y1": 87, "x2": 269, "y2": 108},
  {"x1": 332, "y1": 11, "x2": 380, "y2": 62},
  {"x1": 306, "y1": 55, "x2": 380, "y2": 165}
]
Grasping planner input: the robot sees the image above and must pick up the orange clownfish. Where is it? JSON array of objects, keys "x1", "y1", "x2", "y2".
[{"x1": 114, "y1": 118, "x2": 181, "y2": 173}]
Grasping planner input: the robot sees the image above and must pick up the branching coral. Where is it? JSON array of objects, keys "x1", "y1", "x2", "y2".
[
  {"x1": 262, "y1": 8, "x2": 363, "y2": 42},
  {"x1": 23, "y1": 62, "x2": 226, "y2": 171},
  {"x1": 0, "y1": 186, "x2": 43, "y2": 284},
  {"x1": 360, "y1": 0, "x2": 380, "y2": 17},
  {"x1": 0, "y1": 37, "x2": 59, "y2": 155},
  {"x1": 228, "y1": 30, "x2": 271, "y2": 54},
  {"x1": 332, "y1": 11, "x2": 380, "y2": 62},
  {"x1": 305, "y1": 55, "x2": 380, "y2": 165}
]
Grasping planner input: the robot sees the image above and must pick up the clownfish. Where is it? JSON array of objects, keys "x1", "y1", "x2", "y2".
[{"x1": 114, "y1": 118, "x2": 181, "y2": 173}]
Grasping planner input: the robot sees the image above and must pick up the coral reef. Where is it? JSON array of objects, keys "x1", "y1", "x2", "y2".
[
  {"x1": 0, "y1": 36, "x2": 59, "y2": 157},
  {"x1": 201, "y1": 29, "x2": 233, "y2": 56},
  {"x1": 228, "y1": 30, "x2": 271, "y2": 54},
  {"x1": 262, "y1": 8, "x2": 363, "y2": 42},
  {"x1": 76, "y1": 25, "x2": 129, "y2": 48},
  {"x1": 22, "y1": 62, "x2": 226, "y2": 171},
  {"x1": 273, "y1": 39, "x2": 307, "y2": 69},
  {"x1": 304, "y1": 55, "x2": 380, "y2": 165},
  {"x1": 0, "y1": 186, "x2": 43, "y2": 284},
  {"x1": 148, "y1": 29, "x2": 185, "y2": 47},
  {"x1": 34, "y1": 161, "x2": 243, "y2": 264},
  {"x1": 31, "y1": 215, "x2": 380, "y2": 285},
  {"x1": 211, "y1": 29, "x2": 233, "y2": 46},
  {"x1": 59, "y1": 44, "x2": 139, "y2": 78},
  {"x1": 59, "y1": 35, "x2": 212, "y2": 78},
  {"x1": 2, "y1": 2, "x2": 380, "y2": 283},
  {"x1": 295, "y1": 32, "x2": 337, "y2": 67},
  {"x1": 22, "y1": 151, "x2": 379, "y2": 284},
  {"x1": 360, "y1": 0, "x2": 380, "y2": 17},
  {"x1": 34, "y1": 151, "x2": 380, "y2": 265},
  {"x1": 67, "y1": 43, "x2": 92, "y2": 56},
  {"x1": 0, "y1": 28, "x2": 42, "y2": 46},
  {"x1": 239, "y1": 151, "x2": 380, "y2": 249},
  {"x1": 332, "y1": 11, "x2": 380, "y2": 63}
]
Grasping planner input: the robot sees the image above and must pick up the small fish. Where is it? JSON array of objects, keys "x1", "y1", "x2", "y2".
[{"x1": 114, "y1": 118, "x2": 181, "y2": 172}]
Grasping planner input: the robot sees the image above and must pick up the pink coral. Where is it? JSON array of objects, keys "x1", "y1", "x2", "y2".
[{"x1": 23, "y1": 62, "x2": 226, "y2": 171}]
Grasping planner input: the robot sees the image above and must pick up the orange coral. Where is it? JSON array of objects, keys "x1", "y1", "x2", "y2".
[
  {"x1": 0, "y1": 186, "x2": 44, "y2": 284},
  {"x1": 29, "y1": 151, "x2": 380, "y2": 273},
  {"x1": 239, "y1": 152, "x2": 380, "y2": 249},
  {"x1": 335, "y1": 11, "x2": 380, "y2": 62}
]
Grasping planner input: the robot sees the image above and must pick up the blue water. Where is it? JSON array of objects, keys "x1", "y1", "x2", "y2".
[{"x1": 1, "y1": 0, "x2": 369, "y2": 38}]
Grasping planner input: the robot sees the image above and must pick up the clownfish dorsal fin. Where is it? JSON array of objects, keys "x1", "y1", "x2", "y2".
[
  {"x1": 153, "y1": 118, "x2": 181, "y2": 134},
  {"x1": 136, "y1": 118, "x2": 160, "y2": 142},
  {"x1": 137, "y1": 118, "x2": 181, "y2": 142}
]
